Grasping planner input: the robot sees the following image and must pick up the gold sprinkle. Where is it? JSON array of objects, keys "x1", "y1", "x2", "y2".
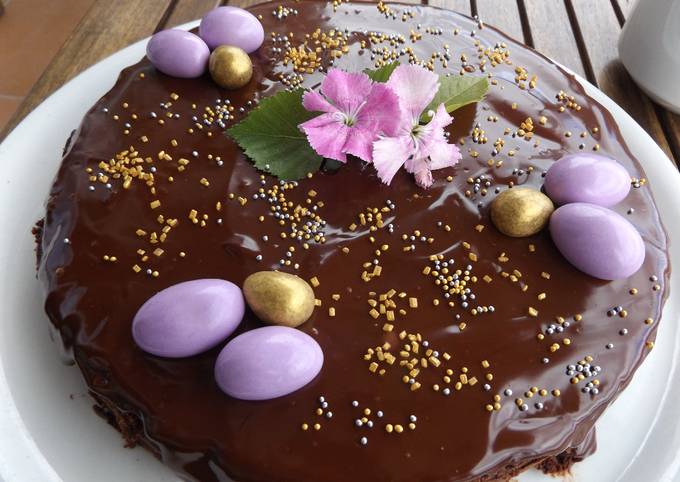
[{"x1": 309, "y1": 277, "x2": 320, "y2": 287}]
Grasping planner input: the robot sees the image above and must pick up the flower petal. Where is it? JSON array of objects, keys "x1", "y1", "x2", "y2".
[
  {"x1": 426, "y1": 103, "x2": 454, "y2": 132},
  {"x1": 414, "y1": 165, "x2": 434, "y2": 189},
  {"x1": 420, "y1": 104, "x2": 460, "y2": 170},
  {"x1": 320, "y1": 69, "x2": 373, "y2": 115},
  {"x1": 302, "y1": 90, "x2": 338, "y2": 114},
  {"x1": 343, "y1": 128, "x2": 378, "y2": 162},
  {"x1": 299, "y1": 113, "x2": 349, "y2": 163},
  {"x1": 429, "y1": 140, "x2": 462, "y2": 170},
  {"x1": 356, "y1": 83, "x2": 403, "y2": 137},
  {"x1": 371, "y1": 135, "x2": 413, "y2": 185},
  {"x1": 404, "y1": 152, "x2": 425, "y2": 175},
  {"x1": 387, "y1": 64, "x2": 440, "y2": 124}
]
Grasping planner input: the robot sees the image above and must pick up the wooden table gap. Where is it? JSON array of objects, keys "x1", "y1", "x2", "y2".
[
  {"x1": 475, "y1": 1, "x2": 524, "y2": 42},
  {"x1": 515, "y1": 0, "x2": 534, "y2": 47},
  {"x1": 520, "y1": 0, "x2": 586, "y2": 78},
  {"x1": 162, "y1": 0, "x2": 223, "y2": 28},
  {"x1": 156, "y1": 0, "x2": 182, "y2": 32},
  {"x1": 563, "y1": 0, "x2": 597, "y2": 85},
  {"x1": 610, "y1": 0, "x2": 626, "y2": 27}
]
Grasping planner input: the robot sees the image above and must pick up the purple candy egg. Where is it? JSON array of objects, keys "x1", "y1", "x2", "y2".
[
  {"x1": 199, "y1": 6, "x2": 264, "y2": 53},
  {"x1": 550, "y1": 203, "x2": 645, "y2": 280},
  {"x1": 544, "y1": 154, "x2": 631, "y2": 207},
  {"x1": 146, "y1": 29, "x2": 210, "y2": 78},
  {"x1": 132, "y1": 279, "x2": 245, "y2": 358},
  {"x1": 215, "y1": 326, "x2": 323, "y2": 400}
]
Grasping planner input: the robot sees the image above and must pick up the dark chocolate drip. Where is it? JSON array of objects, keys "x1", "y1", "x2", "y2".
[{"x1": 38, "y1": 2, "x2": 669, "y2": 481}]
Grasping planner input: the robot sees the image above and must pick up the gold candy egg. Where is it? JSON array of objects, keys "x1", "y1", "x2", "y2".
[
  {"x1": 490, "y1": 187, "x2": 554, "y2": 237},
  {"x1": 243, "y1": 271, "x2": 315, "y2": 328},
  {"x1": 209, "y1": 45, "x2": 253, "y2": 89}
]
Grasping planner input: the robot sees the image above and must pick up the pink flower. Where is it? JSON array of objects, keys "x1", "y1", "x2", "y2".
[
  {"x1": 372, "y1": 65, "x2": 462, "y2": 189},
  {"x1": 299, "y1": 69, "x2": 401, "y2": 163}
]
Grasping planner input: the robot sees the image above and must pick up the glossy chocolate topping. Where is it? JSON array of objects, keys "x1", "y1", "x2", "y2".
[{"x1": 38, "y1": 2, "x2": 670, "y2": 481}]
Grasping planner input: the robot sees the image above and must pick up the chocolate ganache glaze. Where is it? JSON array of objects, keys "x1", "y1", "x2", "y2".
[{"x1": 38, "y1": 1, "x2": 670, "y2": 481}]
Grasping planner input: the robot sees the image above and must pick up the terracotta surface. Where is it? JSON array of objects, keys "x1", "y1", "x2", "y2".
[{"x1": 0, "y1": 0, "x2": 95, "y2": 131}]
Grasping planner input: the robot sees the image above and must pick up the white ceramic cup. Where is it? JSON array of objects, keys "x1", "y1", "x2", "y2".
[{"x1": 619, "y1": 0, "x2": 680, "y2": 114}]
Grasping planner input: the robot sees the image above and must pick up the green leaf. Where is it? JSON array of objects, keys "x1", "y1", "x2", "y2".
[
  {"x1": 364, "y1": 62, "x2": 400, "y2": 83},
  {"x1": 226, "y1": 89, "x2": 323, "y2": 180},
  {"x1": 421, "y1": 75, "x2": 489, "y2": 123}
]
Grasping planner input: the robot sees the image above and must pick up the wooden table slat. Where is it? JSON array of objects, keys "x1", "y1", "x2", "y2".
[
  {"x1": 474, "y1": 0, "x2": 524, "y2": 43},
  {"x1": 0, "y1": 0, "x2": 172, "y2": 140},
  {"x1": 521, "y1": 0, "x2": 587, "y2": 79},
  {"x1": 426, "y1": 0, "x2": 471, "y2": 15},
  {"x1": 569, "y1": 0, "x2": 677, "y2": 167},
  {"x1": 164, "y1": 0, "x2": 223, "y2": 28}
]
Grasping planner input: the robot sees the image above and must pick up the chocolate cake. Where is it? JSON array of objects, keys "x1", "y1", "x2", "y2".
[{"x1": 37, "y1": 1, "x2": 670, "y2": 481}]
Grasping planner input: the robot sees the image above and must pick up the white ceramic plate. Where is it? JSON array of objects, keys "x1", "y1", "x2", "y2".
[{"x1": 1, "y1": 20, "x2": 680, "y2": 482}]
